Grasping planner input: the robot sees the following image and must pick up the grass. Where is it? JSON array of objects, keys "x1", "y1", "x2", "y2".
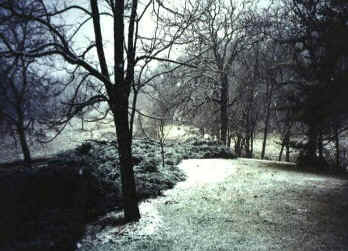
[
  {"x1": 0, "y1": 137, "x2": 235, "y2": 251},
  {"x1": 83, "y1": 158, "x2": 348, "y2": 251},
  {"x1": 2, "y1": 118, "x2": 347, "y2": 250}
]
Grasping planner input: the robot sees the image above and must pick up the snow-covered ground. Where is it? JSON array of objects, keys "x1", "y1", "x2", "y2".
[
  {"x1": 78, "y1": 158, "x2": 348, "y2": 251},
  {"x1": 79, "y1": 159, "x2": 237, "y2": 247},
  {"x1": 2, "y1": 116, "x2": 348, "y2": 250},
  {"x1": 0, "y1": 117, "x2": 116, "y2": 163},
  {"x1": 0, "y1": 117, "x2": 292, "y2": 164}
]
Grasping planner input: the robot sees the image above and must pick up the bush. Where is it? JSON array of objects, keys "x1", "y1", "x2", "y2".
[
  {"x1": 202, "y1": 147, "x2": 236, "y2": 159},
  {"x1": 181, "y1": 137, "x2": 236, "y2": 160},
  {"x1": 0, "y1": 136, "x2": 236, "y2": 250},
  {"x1": 75, "y1": 142, "x2": 92, "y2": 155},
  {"x1": 0, "y1": 164, "x2": 102, "y2": 250},
  {"x1": 296, "y1": 153, "x2": 329, "y2": 171},
  {"x1": 140, "y1": 159, "x2": 159, "y2": 172}
]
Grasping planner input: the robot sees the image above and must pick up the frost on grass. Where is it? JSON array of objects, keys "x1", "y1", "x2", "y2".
[
  {"x1": 0, "y1": 117, "x2": 240, "y2": 251},
  {"x1": 43, "y1": 136, "x2": 233, "y2": 206},
  {"x1": 27, "y1": 136, "x2": 236, "y2": 225},
  {"x1": 89, "y1": 158, "x2": 348, "y2": 251},
  {"x1": 84, "y1": 199, "x2": 164, "y2": 247}
]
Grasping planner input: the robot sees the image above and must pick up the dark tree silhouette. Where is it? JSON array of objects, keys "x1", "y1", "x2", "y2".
[
  {"x1": 0, "y1": 9, "x2": 58, "y2": 168},
  {"x1": 0, "y1": 0, "x2": 201, "y2": 221},
  {"x1": 279, "y1": 0, "x2": 348, "y2": 167}
]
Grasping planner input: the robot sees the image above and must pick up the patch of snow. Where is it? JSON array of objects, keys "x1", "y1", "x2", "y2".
[
  {"x1": 125, "y1": 200, "x2": 164, "y2": 237},
  {"x1": 91, "y1": 201, "x2": 165, "y2": 246},
  {"x1": 89, "y1": 159, "x2": 237, "y2": 245},
  {"x1": 172, "y1": 159, "x2": 237, "y2": 189}
]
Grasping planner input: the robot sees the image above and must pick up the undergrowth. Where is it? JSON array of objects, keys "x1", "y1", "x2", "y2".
[{"x1": 0, "y1": 137, "x2": 235, "y2": 251}]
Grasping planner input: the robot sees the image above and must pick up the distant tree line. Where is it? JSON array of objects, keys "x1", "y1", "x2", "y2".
[{"x1": 143, "y1": 0, "x2": 348, "y2": 170}]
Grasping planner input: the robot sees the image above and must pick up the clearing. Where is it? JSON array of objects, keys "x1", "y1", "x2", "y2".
[{"x1": 79, "y1": 158, "x2": 348, "y2": 251}]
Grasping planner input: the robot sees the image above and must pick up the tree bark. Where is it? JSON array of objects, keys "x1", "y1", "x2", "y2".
[
  {"x1": 260, "y1": 120, "x2": 269, "y2": 159},
  {"x1": 16, "y1": 123, "x2": 32, "y2": 168},
  {"x1": 261, "y1": 82, "x2": 273, "y2": 160},
  {"x1": 220, "y1": 74, "x2": 229, "y2": 145},
  {"x1": 200, "y1": 128, "x2": 205, "y2": 137},
  {"x1": 81, "y1": 115, "x2": 85, "y2": 130},
  {"x1": 305, "y1": 125, "x2": 318, "y2": 159},
  {"x1": 110, "y1": 0, "x2": 140, "y2": 222},
  {"x1": 285, "y1": 137, "x2": 290, "y2": 162},
  {"x1": 235, "y1": 135, "x2": 242, "y2": 157},
  {"x1": 318, "y1": 130, "x2": 323, "y2": 160},
  {"x1": 250, "y1": 130, "x2": 254, "y2": 157},
  {"x1": 227, "y1": 128, "x2": 232, "y2": 148},
  {"x1": 245, "y1": 135, "x2": 251, "y2": 158},
  {"x1": 159, "y1": 120, "x2": 165, "y2": 168},
  {"x1": 112, "y1": 102, "x2": 140, "y2": 222},
  {"x1": 334, "y1": 126, "x2": 340, "y2": 168},
  {"x1": 278, "y1": 140, "x2": 284, "y2": 161}
]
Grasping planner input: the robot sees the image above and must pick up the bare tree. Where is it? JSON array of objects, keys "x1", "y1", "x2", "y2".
[
  {"x1": 0, "y1": 10, "x2": 59, "y2": 167},
  {"x1": 180, "y1": 0, "x2": 263, "y2": 145},
  {"x1": 0, "y1": 0, "x2": 201, "y2": 221}
]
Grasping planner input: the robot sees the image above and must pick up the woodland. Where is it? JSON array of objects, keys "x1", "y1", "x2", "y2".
[{"x1": 0, "y1": 0, "x2": 347, "y2": 250}]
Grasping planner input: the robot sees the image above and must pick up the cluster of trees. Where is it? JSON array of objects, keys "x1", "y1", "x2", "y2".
[
  {"x1": 0, "y1": 0, "x2": 347, "y2": 221},
  {"x1": 146, "y1": 0, "x2": 348, "y2": 166},
  {"x1": 0, "y1": 0, "x2": 208, "y2": 222},
  {"x1": 280, "y1": 0, "x2": 348, "y2": 167},
  {"x1": 0, "y1": 6, "x2": 61, "y2": 167}
]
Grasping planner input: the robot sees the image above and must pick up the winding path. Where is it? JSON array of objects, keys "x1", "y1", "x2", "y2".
[{"x1": 80, "y1": 158, "x2": 348, "y2": 251}]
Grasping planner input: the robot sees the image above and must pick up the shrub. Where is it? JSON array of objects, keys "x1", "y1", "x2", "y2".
[
  {"x1": 140, "y1": 159, "x2": 159, "y2": 172},
  {"x1": 75, "y1": 142, "x2": 92, "y2": 155},
  {"x1": 0, "y1": 136, "x2": 236, "y2": 249},
  {"x1": 296, "y1": 153, "x2": 329, "y2": 171}
]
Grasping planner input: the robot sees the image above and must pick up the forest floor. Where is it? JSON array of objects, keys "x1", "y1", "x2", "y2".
[{"x1": 79, "y1": 158, "x2": 348, "y2": 251}]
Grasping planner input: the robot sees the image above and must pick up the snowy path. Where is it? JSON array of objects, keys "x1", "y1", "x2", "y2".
[
  {"x1": 167, "y1": 159, "x2": 237, "y2": 189},
  {"x1": 80, "y1": 158, "x2": 348, "y2": 251},
  {"x1": 132, "y1": 159, "x2": 238, "y2": 235},
  {"x1": 80, "y1": 159, "x2": 237, "y2": 248}
]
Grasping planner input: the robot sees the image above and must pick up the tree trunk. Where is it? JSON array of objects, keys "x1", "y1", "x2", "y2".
[
  {"x1": 318, "y1": 130, "x2": 323, "y2": 159},
  {"x1": 16, "y1": 123, "x2": 32, "y2": 168},
  {"x1": 81, "y1": 115, "x2": 85, "y2": 130},
  {"x1": 112, "y1": 103, "x2": 140, "y2": 222},
  {"x1": 130, "y1": 90, "x2": 138, "y2": 139},
  {"x1": 285, "y1": 140, "x2": 290, "y2": 162},
  {"x1": 220, "y1": 74, "x2": 229, "y2": 145},
  {"x1": 334, "y1": 126, "x2": 340, "y2": 168},
  {"x1": 235, "y1": 135, "x2": 242, "y2": 157},
  {"x1": 250, "y1": 130, "x2": 254, "y2": 158},
  {"x1": 278, "y1": 140, "x2": 284, "y2": 161},
  {"x1": 305, "y1": 125, "x2": 318, "y2": 159},
  {"x1": 159, "y1": 120, "x2": 165, "y2": 168},
  {"x1": 261, "y1": 124, "x2": 269, "y2": 160},
  {"x1": 261, "y1": 87, "x2": 272, "y2": 159},
  {"x1": 245, "y1": 135, "x2": 251, "y2": 158},
  {"x1": 200, "y1": 128, "x2": 205, "y2": 137}
]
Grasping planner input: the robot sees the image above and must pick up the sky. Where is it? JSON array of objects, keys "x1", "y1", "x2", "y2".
[
  {"x1": 61, "y1": 0, "x2": 158, "y2": 67},
  {"x1": 52, "y1": 0, "x2": 274, "y2": 78}
]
